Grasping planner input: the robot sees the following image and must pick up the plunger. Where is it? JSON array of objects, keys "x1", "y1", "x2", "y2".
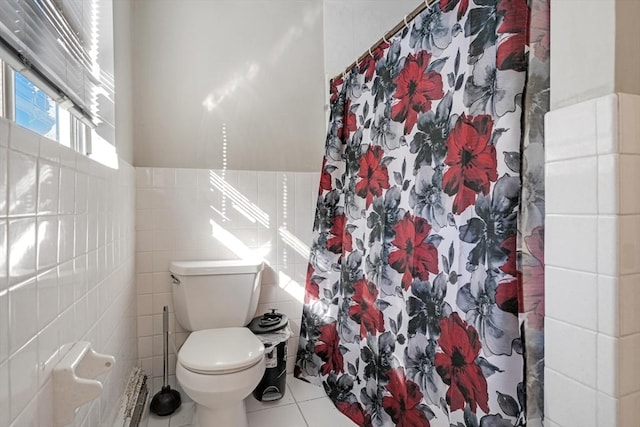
[{"x1": 150, "y1": 306, "x2": 181, "y2": 416}]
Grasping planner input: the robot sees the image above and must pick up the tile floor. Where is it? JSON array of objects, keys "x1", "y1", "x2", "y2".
[{"x1": 142, "y1": 374, "x2": 356, "y2": 427}]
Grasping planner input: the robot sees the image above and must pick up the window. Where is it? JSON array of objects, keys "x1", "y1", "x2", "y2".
[
  {"x1": 0, "y1": 59, "x2": 88, "y2": 156},
  {"x1": 0, "y1": 0, "x2": 117, "y2": 167},
  {"x1": 14, "y1": 71, "x2": 59, "y2": 140}
]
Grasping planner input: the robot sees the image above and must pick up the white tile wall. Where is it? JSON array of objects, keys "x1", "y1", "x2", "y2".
[
  {"x1": 0, "y1": 118, "x2": 137, "y2": 427},
  {"x1": 597, "y1": 333, "x2": 618, "y2": 396},
  {"x1": 545, "y1": 267, "x2": 597, "y2": 330},
  {"x1": 596, "y1": 94, "x2": 619, "y2": 155},
  {"x1": 545, "y1": 214, "x2": 597, "y2": 272},
  {"x1": 545, "y1": 93, "x2": 640, "y2": 427},
  {"x1": 545, "y1": 367, "x2": 597, "y2": 427},
  {"x1": 597, "y1": 154, "x2": 618, "y2": 214},
  {"x1": 135, "y1": 167, "x2": 318, "y2": 379},
  {"x1": 598, "y1": 275, "x2": 618, "y2": 336},
  {"x1": 545, "y1": 98, "x2": 598, "y2": 162},
  {"x1": 597, "y1": 392, "x2": 618, "y2": 427},
  {"x1": 546, "y1": 157, "x2": 598, "y2": 214},
  {"x1": 545, "y1": 318, "x2": 597, "y2": 387}
]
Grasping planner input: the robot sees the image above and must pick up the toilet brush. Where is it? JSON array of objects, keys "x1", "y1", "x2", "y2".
[{"x1": 150, "y1": 306, "x2": 181, "y2": 416}]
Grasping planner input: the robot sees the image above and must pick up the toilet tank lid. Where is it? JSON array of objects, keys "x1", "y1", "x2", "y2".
[{"x1": 170, "y1": 259, "x2": 264, "y2": 276}]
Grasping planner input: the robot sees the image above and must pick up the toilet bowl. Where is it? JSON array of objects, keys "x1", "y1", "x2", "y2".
[
  {"x1": 176, "y1": 328, "x2": 265, "y2": 426},
  {"x1": 170, "y1": 259, "x2": 265, "y2": 427}
]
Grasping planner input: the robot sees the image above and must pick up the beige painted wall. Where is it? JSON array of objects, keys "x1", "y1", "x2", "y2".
[
  {"x1": 130, "y1": 0, "x2": 424, "y2": 171},
  {"x1": 132, "y1": 0, "x2": 327, "y2": 172},
  {"x1": 113, "y1": 0, "x2": 134, "y2": 164},
  {"x1": 551, "y1": 0, "x2": 640, "y2": 109},
  {"x1": 323, "y1": 0, "x2": 421, "y2": 78},
  {"x1": 615, "y1": 0, "x2": 640, "y2": 97}
]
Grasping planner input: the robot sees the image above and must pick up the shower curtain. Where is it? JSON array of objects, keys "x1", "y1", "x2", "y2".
[{"x1": 296, "y1": 0, "x2": 549, "y2": 425}]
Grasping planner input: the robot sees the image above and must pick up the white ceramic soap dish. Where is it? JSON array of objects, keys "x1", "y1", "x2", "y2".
[{"x1": 52, "y1": 341, "x2": 115, "y2": 427}]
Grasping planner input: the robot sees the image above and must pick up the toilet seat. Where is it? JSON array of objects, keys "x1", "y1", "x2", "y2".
[{"x1": 178, "y1": 327, "x2": 264, "y2": 375}]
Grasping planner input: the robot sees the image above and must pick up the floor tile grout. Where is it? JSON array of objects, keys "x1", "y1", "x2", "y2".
[{"x1": 295, "y1": 401, "x2": 311, "y2": 427}]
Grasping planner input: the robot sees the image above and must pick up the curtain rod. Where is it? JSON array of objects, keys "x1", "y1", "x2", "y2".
[{"x1": 336, "y1": 0, "x2": 439, "y2": 80}]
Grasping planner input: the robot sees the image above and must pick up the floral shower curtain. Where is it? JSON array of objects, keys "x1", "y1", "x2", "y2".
[{"x1": 296, "y1": 0, "x2": 549, "y2": 425}]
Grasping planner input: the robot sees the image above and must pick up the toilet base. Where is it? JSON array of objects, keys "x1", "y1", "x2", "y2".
[{"x1": 195, "y1": 401, "x2": 248, "y2": 427}]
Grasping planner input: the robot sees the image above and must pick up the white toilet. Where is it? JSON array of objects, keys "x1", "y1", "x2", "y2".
[{"x1": 170, "y1": 259, "x2": 265, "y2": 427}]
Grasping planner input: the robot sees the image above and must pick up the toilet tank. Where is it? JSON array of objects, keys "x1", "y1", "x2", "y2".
[{"x1": 169, "y1": 259, "x2": 264, "y2": 331}]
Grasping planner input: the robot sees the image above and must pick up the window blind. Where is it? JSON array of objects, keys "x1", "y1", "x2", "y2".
[{"x1": 0, "y1": 0, "x2": 114, "y2": 145}]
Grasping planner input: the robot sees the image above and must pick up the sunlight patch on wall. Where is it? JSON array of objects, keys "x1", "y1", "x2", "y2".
[
  {"x1": 208, "y1": 219, "x2": 258, "y2": 261},
  {"x1": 278, "y1": 270, "x2": 304, "y2": 304},
  {"x1": 209, "y1": 171, "x2": 270, "y2": 228},
  {"x1": 202, "y1": 63, "x2": 260, "y2": 112},
  {"x1": 88, "y1": 131, "x2": 119, "y2": 169},
  {"x1": 278, "y1": 227, "x2": 310, "y2": 260},
  {"x1": 8, "y1": 221, "x2": 35, "y2": 278}
]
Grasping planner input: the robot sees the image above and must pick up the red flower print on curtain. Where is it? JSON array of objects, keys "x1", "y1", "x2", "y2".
[
  {"x1": 304, "y1": 264, "x2": 319, "y2": 304},
  {"x1": 339, "y1": 99, "x2": 358, "y2": 140},
  {"x1": 439, "y1": 0, "x2": 468, "y2": 21},
  {"x1": 498, "y1": 0, "x2": 528, "y2": 34},
  {"x1": 435, "y1": 313, "x2": 489, "y2": 413},
  {"x1": 349, "y1": 278, "x2": 385, "y2": 338},
  {"x1": 315, "y1": 322, "x2": 344, "y2": 375},
  {"x1": 495, "y1": 235, "x2": 521, "y2": 315},
  {"x1": 388, "y1": 212, "x2": 439, "y2": 290},
  {"x1": 337, "y1": 401, "x2": 374, "y2": 427},
  {"x1": 383, "y1": 368, "x2": 432, "y2": 427},
  {"x1": 356, "y1": 145, "x2": 390, "y2": 207},
  {"x1": 330, "y1": 75, "x2": 344, "y2": 103},
  {"x1": 327, "y1": 213, "x2": 353, "y2": 255},
  {"x1": 391, "y1": 51, "x2": 444, "y2": 134},
  {"x1": 319, "y1": 158, "x2": 333, "y2": 194},
  {"x1": 359, "y1": 41, "x2": 390, "y2": 82},
  {"x1": 442, "y1": 114, "x2": 497, "y2": 214},
  {"x1": 497, "y1": 32, "x2": 528, "y2": 71}
]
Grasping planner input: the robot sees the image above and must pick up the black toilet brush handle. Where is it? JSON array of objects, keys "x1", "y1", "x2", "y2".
[
  {"x1": 163, "y1": 305, "x2": 169, "y2": 387},
  {"x1": 149, "y1": 305, "x2": 181, "y2": 416}
]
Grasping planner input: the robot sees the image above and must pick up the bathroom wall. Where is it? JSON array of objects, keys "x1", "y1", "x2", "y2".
[
  {"x1": 614, "y1": 0, "x2": 640, "y2": 97},
  {"x1": 546, "y1": 0, "x2": 640, "y2": 425},
  {"x1": 132, "y1": 0, "x2": 327, "y2": 172},
  {"x1": 322, "y1": 0, "x2": 423, "y2": 78},
  {"x1": 551, "y1": 0, "x2": 640, "y2": 109},
  {"x1": 135, "y1": 167, "x2": 317, "y2": 379},
  {"x1": 113, "y1": 0, "x2": 135, "y2": 165},
  {"x1": 0, "y1": 118, "x2": 137, "y2": 426},
  {"x1": 132, "y1": 0, "x2": 426, "y2": 172},
  {"x1": 545, "y1": 94, "x2": 640, "y2": 426}
]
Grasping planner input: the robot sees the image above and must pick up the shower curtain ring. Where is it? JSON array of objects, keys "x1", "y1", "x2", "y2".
[
  {"x1": 368, "y1": 47, "x2": 374, "y2": 58},
  {"x1": 382, "y1": 34, "x2": 390, "y2": 44},
  {"x1": 403, "y1": 15, "x2": 410, "y2": 28},
  {"x1": 425, "y1": 0, "x2": 431, "y2": 9}
]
